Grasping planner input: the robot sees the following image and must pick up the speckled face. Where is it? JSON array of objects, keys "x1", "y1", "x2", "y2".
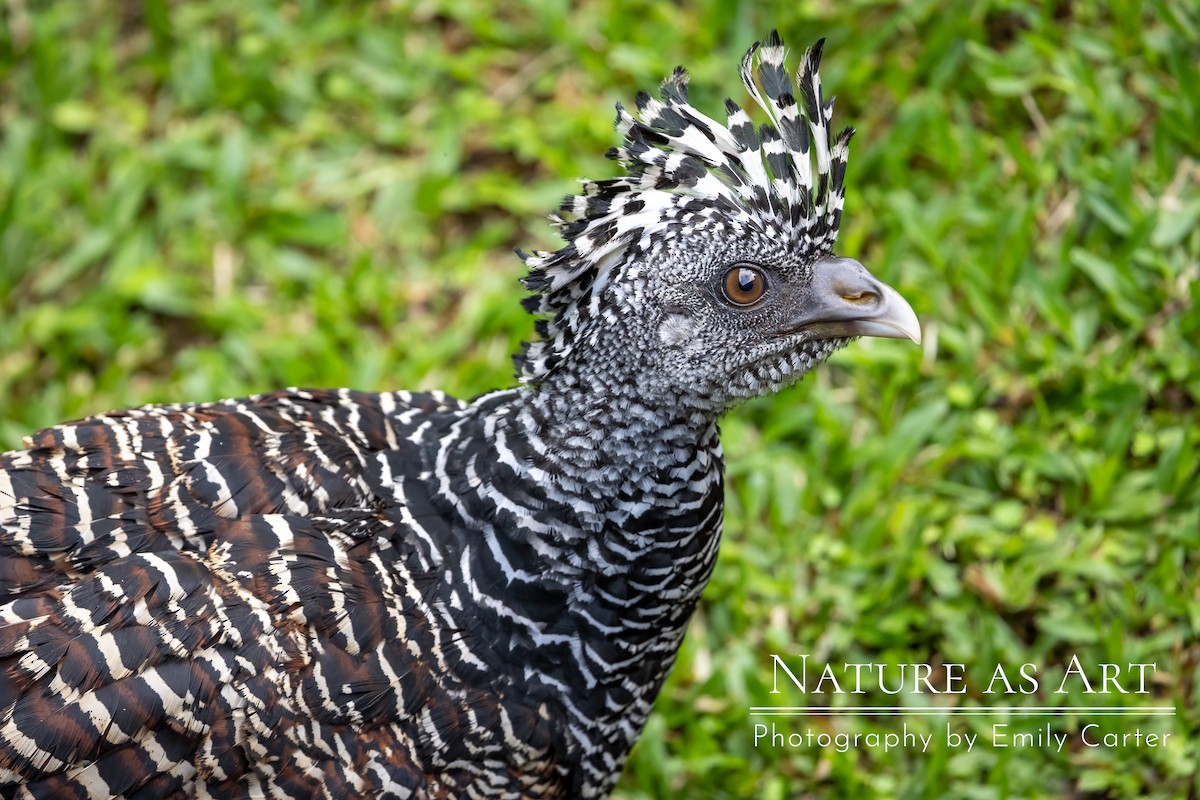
[
  {"x1": 594, "y1": 220, "x2": 842, "y2": 412},
  {"x1": 663, "y1": 233, "x2": 835, "y2": 395}
]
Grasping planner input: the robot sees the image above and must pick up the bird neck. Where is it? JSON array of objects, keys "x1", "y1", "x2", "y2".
[
  {"x1": 485, "y1": 378, "x2": 726, "y2": 644},
  {"x1": 426, "y1": 385, "x2": 724, "y2": 788},
  {"x1": 512, "y1": 373, "x2": 719, "y2": 492}
]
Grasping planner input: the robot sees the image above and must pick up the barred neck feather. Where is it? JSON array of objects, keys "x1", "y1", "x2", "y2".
[{"x1": 516, "y1": 31, "x2": 855, "y2": 385}]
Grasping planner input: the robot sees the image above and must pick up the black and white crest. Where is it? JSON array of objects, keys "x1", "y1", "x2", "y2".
[{"x1": 517, "y1": 31, "x2": 856, "y2": 383}]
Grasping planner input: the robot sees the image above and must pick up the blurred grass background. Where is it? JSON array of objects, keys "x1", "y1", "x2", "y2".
[{"x1": 1, "y1": 0, "x2": 1198, "y2": 797}]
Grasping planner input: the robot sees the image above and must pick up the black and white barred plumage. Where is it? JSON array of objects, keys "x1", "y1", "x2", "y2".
[{"x1": 0, "y1": 33, "x2": 919, "y2": 798}]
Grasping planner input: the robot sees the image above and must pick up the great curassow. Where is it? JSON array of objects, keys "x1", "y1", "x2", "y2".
[{"x1": 0, "y1": 32, "x2": 920, "y2": 799}]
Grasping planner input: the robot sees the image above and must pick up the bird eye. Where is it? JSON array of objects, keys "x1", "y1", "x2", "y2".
[{"x1": 721, "y1": 266, "x2": 767, "y2": 306}]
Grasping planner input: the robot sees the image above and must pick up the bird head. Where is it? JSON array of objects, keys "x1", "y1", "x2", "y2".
[{"x1": 515, "y1": 32, "x2": 920, "y2": 416}]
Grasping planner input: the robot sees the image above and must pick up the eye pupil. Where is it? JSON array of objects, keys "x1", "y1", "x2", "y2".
[{"x1": 722, "y1": 265, "x2": 766, "y2": 306}]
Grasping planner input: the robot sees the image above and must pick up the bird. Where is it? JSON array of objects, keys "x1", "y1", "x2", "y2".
[{"x1": 0, "y1": 31, "x2": 920, "y2": 799}]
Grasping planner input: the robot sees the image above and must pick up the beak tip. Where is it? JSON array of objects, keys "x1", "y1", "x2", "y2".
[{"x1": 870, "y1": 280, "x2": 922, "y2": 346}]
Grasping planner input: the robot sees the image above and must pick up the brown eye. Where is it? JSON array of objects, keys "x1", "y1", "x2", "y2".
[{"x1": 722, "y1": 266, "x2": 767, "y2": 306}]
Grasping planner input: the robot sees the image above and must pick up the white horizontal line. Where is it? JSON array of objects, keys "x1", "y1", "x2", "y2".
[{"x1": 749, "y1": 706, "x2": 1176, "y2": 715}]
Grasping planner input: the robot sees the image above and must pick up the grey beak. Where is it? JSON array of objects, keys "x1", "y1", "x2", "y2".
[{"x1": 784, "y1": 257, "x2": 922, "y2": 344}]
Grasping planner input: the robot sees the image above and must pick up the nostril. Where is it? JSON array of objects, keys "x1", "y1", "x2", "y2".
[{"x1": 841, "y1": 290, "x2": 879, "y2": 305}]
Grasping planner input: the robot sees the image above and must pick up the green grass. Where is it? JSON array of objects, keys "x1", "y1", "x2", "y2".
[{"x1": 2, "y1": 1, "x2": 1198, "y2": 797}]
